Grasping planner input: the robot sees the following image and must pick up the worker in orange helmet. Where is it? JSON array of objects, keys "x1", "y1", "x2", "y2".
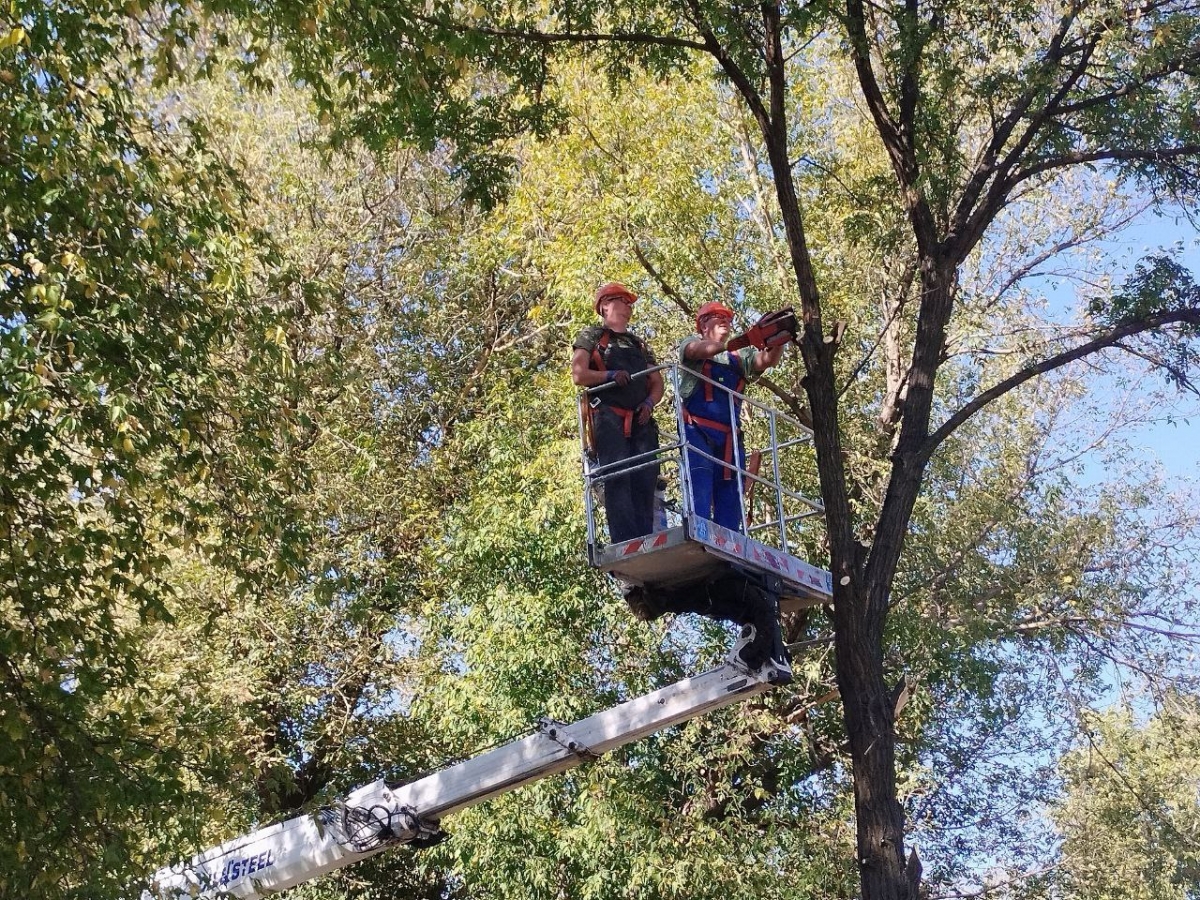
[
  {"x1": 679, "y1": 301, "x2": 791, "y2": 533},
  {"x1": 571, "y1": 282, "x2": 665, "y2": 543}
]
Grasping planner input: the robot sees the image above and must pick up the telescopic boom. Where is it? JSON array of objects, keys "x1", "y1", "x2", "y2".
[{"x1": 146, "y1": 661, "x2": 775, "y2": 900}]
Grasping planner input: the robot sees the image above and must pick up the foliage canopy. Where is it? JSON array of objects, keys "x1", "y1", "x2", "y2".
[{"x1": 3, "y1": 1, "x2": 1200, "y2": 899}]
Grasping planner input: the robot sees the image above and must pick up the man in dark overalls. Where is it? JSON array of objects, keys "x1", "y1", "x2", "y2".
[{"x1": 571, "y1": 282, "x2": 664, "y2": 543}]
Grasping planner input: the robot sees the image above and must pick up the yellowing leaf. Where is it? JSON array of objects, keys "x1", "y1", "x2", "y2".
[{"x1": 0, "y1": 26, "x2": 26, "y2": 50}]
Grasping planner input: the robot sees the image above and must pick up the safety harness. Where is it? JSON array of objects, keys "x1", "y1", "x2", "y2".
[
  {"x1": 581, "y1": 329, "x2": 650, "y2": 453},
  {"x1": 684, "y1": 353, "x2": 746, "y2": 480},
  {"x1": 589, "y1": 331, "x2": 638, "y2": 437},
  {"x1": 697, "y1": 358, "x2": 746, "y2": 403}
]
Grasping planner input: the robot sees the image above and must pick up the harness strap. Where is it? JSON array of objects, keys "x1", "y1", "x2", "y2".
[
  {"x1": 589, "y1": 330, "x2": 646, "y2": 440},
  {"x1": 590, "y1": 330, "x2": 611, "y2": 372},
  {"x1": 581, "y1": 399, "x2": 637, "y2": 458},
  {"x1": 580, "y1": 395, "x2": 597, "y2": 458},
  {"x1": 590, "y1": 329, "x2": 648, "y2": 372},
  {"x1": 609, "y1": 405, "x2": 635, "y2": 439},
  {"x1": 744, "y1": 449, "x2": 762, "y2": 523},
  {"x1": 685, "y1": 411, "x2": 737, "y2": 480},
  {"x1": 700, "y1": 357, "x2": 746, "y2": 403}
]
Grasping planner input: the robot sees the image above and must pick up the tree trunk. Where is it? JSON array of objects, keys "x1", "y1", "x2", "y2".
[
  {"x1": 841, "y1": 259, "x2": 960, "y2": 900},
  {"x1": 750, "y1": 10, "x2": 949, "y2": 891},
  {"x1": 834, "y1": 580, "x2": 909, "y2": 899},
  {"x1": 763, "y1": 120, "x2": 915, "y2": 900}
]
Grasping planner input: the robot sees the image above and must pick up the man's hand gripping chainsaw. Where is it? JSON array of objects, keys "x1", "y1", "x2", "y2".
[{"x1": 725, "y1": 307, "x2": 798, "y2": 353}]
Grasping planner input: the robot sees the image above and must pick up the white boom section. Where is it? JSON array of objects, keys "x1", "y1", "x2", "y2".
[{"x1": 146, "y1": 662, "x2": 775, "y2": 900}]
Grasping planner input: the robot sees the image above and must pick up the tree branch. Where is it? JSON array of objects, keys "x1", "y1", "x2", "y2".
[
  {"x1": 729, "y1": 112, "x2": 793, "y2": 291},
  {"x1": 950, "y1": 2, "x2": 1084, "y2": 251},
  {"x1": 842, "y1": 0, "x2": 939, "y2": 253},
  {"x1": 979, "y1": 201, "x2": 1146, "y2": 312},
  {"x1": 1052, "y1": 53, "x2": 1200, "y2": 117},
  {"x1": 681, "y1": 0, "x2": 772, "y2": 133},
  {"x1": 413, "y1": 14, "x2": 709, "y2": 52},
  {"x1": 756, "y1": 373, "x2": 813, "y2": 428},
  {"x1": 630, "y1": 240, "x2": 693, "y2": 318},
  {"x1": 921, "y1": 308, "x2": 1200, "y2": 464},
  {"x1": 1007, "y1": 143, "x2": 1200, "y2": 190},
  {"x1": 841, "y1": 258, "x2": 916, "y2": 404},
  {"x1": 952, "y1": 23, "x2": 1102, "y2": 261},
  {"x1": 1110, "y1": 338, "x2": 1200, "y2": 396}
]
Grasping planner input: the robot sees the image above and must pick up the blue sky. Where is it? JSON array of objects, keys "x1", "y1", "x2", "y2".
[
  {"x1": 1106, "y1": 211, "x2": 1199, "y2": 479},
  {"x1": 1058, "y1": 207, "x2": 1200, "y2": 482}
]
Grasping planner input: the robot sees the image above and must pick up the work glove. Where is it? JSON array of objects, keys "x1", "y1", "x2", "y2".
[
  {"x1": 726, "y1": 308, "x2": 798, "y2": 352},
  {"x1": 636, "y1": 398, "x2": 655, "y2": 425},
  {"x1": 606, "y1": 369, "x2": 632, "y2": 386}
]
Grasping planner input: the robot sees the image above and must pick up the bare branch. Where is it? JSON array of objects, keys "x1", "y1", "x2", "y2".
[
  {"x1": 1110, "y1": 339, "x2": 1200, "y2": 397},
  {"x1": 1079, "y1": 705, "x2": 1200, "y2": 852},
  {"x1": 982, "y1": 206, "x2": 1144, "y2": 312},
  {"x1": 630, "y1": 241, "x2": 693, "y2": 318},
  {"x1": 841, "y1": 259, "x2": 916, "y2": 403},
  {"x1": 793, "y1": 156, "x2": 872, "y2": 206},
  {"x1": 756, "y1": 373, "x2": 813, "y2": 428},
  {"x1": 728, "y1": 110, "x2": 792, "y2": 291},
  {"x1": 1008, "y1": 144, "x2": 1200, "y2": 190},
  {"x1": 922, "y1": 308, "x2": 1200, "y2": 464}
]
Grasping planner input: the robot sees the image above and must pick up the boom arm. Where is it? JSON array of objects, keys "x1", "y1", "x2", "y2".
[{"x1": 146, "y1": 662, "x2": 775, "y2": 900}]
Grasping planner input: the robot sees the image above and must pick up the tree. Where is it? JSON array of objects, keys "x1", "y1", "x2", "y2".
[
  {"x1": 1051, "y1": 692, "x2": 1200, "y2": 899},
  {"x1": 9, "y1": 2, "x2": 1199, "y2": 896},
  {"x1": 1, "y1": 4, "x2": 309, "y2": 896},
  {"x1": 208, "y1": 1, "x2": 1200, "y2": 897}
]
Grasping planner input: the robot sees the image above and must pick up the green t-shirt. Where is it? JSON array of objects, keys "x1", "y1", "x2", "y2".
[
  {"x1": 574, "y1": 324, "x2": 657, "y2": 409},
  {"x1": 572, "y1": 325, "x2": 657, "y2": 365},
  {"x1": 677, "y1": 335, "x2": 760, "y2": 402}
]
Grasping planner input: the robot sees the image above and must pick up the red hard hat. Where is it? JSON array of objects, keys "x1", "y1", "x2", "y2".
[
  {"x1": 594, "y1": 281, "x2": 637, "y2": 314},
  {"x1": 695, "y1": 301, "x2": 735, "y2": 332}
]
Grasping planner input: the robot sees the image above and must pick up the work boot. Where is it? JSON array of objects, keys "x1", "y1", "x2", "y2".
[
  {"x1": 760, "y1": 591, "x2": 793, "y2": 685},
  {"x1": 741, "y1": 581, "x2": 792, "y2": 685}
]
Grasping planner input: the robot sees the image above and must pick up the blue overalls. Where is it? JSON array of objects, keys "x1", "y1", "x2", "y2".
[{"x1": 684, "y1": 353, "x2": 746, "y2": 533}]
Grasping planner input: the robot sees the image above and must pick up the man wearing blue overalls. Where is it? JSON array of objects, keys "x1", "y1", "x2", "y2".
[{"x1": 679, "y1": 302, "x2": 786, "y2": 532}]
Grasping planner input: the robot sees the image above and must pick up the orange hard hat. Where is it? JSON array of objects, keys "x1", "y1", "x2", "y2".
[
  {"x1": 594, "y1": 281, "x2": 637, "y2": 314},
  {"x1": 695, "y1": 301, "x2": 735, "y2": 332}
]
